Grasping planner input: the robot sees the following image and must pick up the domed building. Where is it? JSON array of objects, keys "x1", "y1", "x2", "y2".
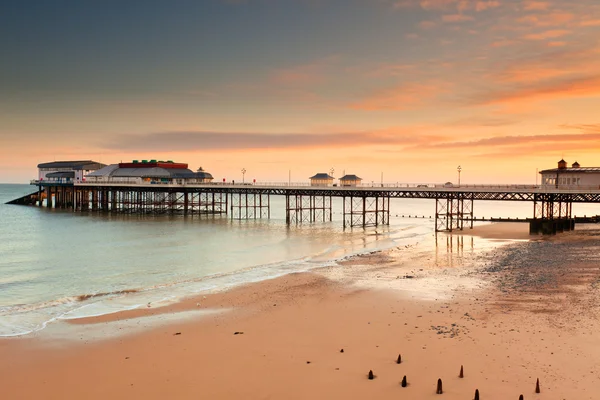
[{"x1": 85, "y1": 160, "x2": 214, "y2": 185}]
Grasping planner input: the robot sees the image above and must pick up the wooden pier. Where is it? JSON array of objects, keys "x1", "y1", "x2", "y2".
[{"x1": 13, "y1": 181, "x2": 600, "y2": 234}]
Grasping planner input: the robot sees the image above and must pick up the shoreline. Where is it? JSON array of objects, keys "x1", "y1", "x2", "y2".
[
  {"x1": 2, "y1": 223, "x2": 600, "y2": 399},
  {"x1": 0, "y1": 222, "x2": 537, "y2": 338}
]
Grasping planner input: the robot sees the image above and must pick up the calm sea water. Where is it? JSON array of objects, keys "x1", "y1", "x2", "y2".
[{"x1": 1, "y1": 183, "x2": 599, "y2": 336}]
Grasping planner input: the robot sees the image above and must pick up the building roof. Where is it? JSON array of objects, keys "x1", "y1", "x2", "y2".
[
  {"x1": 339, "y1": 174, "x2": 362, "y2": 181},
  {"x1": 38, "y1": 160, "x2": 106, "y2": 170},
  {"x1": 540, "y1": 167, "x2": 600, "y2": 174},
  {"x1": 87, "y1": 164, "x2": 213, "y2": 180},
  {"x1": 310, "y1": 173, "x2": 334, "y2": 180},
  {"x1": 45, "y1": 171, "x2": 75, "y2": 179}
]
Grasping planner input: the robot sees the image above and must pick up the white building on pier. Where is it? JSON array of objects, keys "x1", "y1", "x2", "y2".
[
  {"x1": 540, "y1": 159, "x2": 600, "y2": 189},
  {"x1": 37, "y1": 160, "x2": 106, "y2": 184}
]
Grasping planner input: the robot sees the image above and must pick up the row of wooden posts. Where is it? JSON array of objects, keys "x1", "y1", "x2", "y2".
[{"x1": 364, "y1": 353, "x2": 540, "y2": 398}]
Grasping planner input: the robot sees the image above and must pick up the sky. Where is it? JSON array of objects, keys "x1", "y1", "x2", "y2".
[{"x1": 1, "y1": 0, "x2": 599, "y2": 184}]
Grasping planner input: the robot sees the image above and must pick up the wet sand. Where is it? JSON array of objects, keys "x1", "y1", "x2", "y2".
[
  {"x1": 2, "y1": 223, "x2": 600, "y2": 399},
  {"x1": 454, "y1": 221, "x2": 534, "y2": 241}
]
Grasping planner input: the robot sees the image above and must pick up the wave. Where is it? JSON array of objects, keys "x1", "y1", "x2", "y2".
[
  {"x1": 0, "y1": 289, "x2": 141, "y2": 316},
  {"x1": 75, "y1": 289, "x2": 139, "y2": 302}
]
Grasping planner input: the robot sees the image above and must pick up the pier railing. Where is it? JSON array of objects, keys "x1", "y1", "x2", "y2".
[{"x1": 70, "y1": 179, "x2": 600, "y2": 192}]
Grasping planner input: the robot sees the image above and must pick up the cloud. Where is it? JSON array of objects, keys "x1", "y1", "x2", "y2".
[
  {"x1": 393, "y1": 0, "x2": 499, "y2": 12},
  {"x1": 470, "y1": 74, "x2": 600, "y2": 105},
  {"x1": 547, "y1": 41, "x2": 566, "y2": 47},
  {"x1": 442, "y1": 13, "x2": 474, "y2": 22},
  {"x1": 446, "y1": 116, "x2": 521, "y2": 127},
  {"x1": 419, "y1": 20, "x2": 437, "y2": 29},
  {"x1": 518, "y1": 12, "x2": 575, "y2": 27},
  {"x1": 560, "y1": 123, "x2": 600, "y2": 133},
  {"x1": 580, "y1": 19, "x2": 600, "y2": 26},
  {"x1": 100, "y1": 129, "x2": 439, "y2": 152},
  {"x1": 475, "y1": 1, "x2": 500, "y2": 11},
  {"x1": 491, "y1": 39, "x2": 518, "y2": 47},
  {"x1": 420, "y1": 0, "x2": 458, "y2": 10},
  {"x1": 407, "y1": 132, "x2": 600, "y2": 154},
  {"x1": 523, "y1": 1, "x2": 549, "y2": 11},
  {"x1": 349, "y1": 81, "x2": 450, "y2": 111},
  {"x1": 523, "y1": 29, "x2": 571, "y2": 40}
]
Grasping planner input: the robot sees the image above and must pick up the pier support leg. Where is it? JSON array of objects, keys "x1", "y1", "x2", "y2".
[
  {"x1": 231, "y1": 192, "x2": 269, "y2": 220},
  {"x1": 342, "y1": 195, "x2": 389, "y2": 228},
  {"x1": 285, "y1": 195, "x2": 333, "y2": 224}
]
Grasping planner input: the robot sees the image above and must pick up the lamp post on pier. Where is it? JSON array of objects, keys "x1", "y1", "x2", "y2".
[
  {"x1": 242, "y1": 168, "x2": 246, "y2": 184},
  {"x1": 457, "y1": 165, "x2": 462, "y2": 187}
]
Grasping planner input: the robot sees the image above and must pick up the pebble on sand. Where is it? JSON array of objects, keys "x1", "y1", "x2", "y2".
[
  {"x1": 396, "y1": 354, "x2": 402, "y2": 364},
  {"x1": 474, "y1": 388, "x2": 479, "y2": 400},
  {"x1": 436, "y1": 378, "x2": 443, "y2": 394},
  {"x1": 368, "y1": 370, "x2": 374, "y2": 380},
  {"x1": 535, "y1": 378, "x2": 540, "y2": 393},
  {"x1": 459, "y1": 365, "x2": 464, "y2": 378},
  {"x1": 401, "y1": 376, "x2": 407, "y2": 387}
]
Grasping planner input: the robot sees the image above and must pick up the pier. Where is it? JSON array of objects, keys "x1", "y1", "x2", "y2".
[
  {"x1": 17, "y1": 180, "x2": 600, "y2": 234},
  {"x1": 7, "y1": 158, "x2": 599, "y2": 235}
]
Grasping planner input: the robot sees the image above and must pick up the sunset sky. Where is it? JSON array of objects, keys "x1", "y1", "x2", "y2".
[{"x1": 1, "y1": 0, "x2": 600, "y2": 184}]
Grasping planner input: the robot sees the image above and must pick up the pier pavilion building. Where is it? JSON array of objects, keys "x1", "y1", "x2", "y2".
[
  {"x1": 309, "y1": 173, "x2": 335, "y2": 187},
  {"x1": 339, "y1": 174, "x2": 362, "y2": 187},
  {"x1": 540, "y1": 160, "x2": 600, "y2": 189},
  {"x1": 37, "y1": 160, "x2": 106, "y2": 184},
  {"x1": 86, "y1": 160, "x2": 214, "y2": 184}
]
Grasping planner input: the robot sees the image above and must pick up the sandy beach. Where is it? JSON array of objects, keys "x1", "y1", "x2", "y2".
[{"x1": 2, "y1": 223, "x2": 600, "y2": 399}]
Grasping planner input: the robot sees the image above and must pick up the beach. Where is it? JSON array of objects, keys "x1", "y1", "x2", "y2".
[{"x1": 2, "y1": 223, "x2": 600, "y2": 399}]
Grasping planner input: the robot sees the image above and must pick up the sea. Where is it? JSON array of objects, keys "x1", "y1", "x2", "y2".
[{"x1": 1, "y1": 183, "x2": 599, "y2": 337}]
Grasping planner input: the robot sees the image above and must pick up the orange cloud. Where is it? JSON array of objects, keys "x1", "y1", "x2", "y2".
[
  {"x1": 518, "y1": 12, "x2": 575, "y2": 27},
  {"x1": 442, "y1": 13, "x2": 474, "y2": 22},
  {"x1": 419, "y1": 20, "x2": 437, "y2": 29},
  {"x1": 523, "y1": 1, "x2": 549, "y2": 11},
  {"x1": 393, "y1": 0, "x2": 499, "y2": 12},
  {"x1": 491, "y1": 39, "x2": 518, "y2": 47},
  {"x1": 420, "y1": 0, "x2": 459, "y2": 10},
  {"x1": 475, "y1": 0, "x2": 500, "y2": 11},
  {"x1": 523, "y1": 29, "x2": 570, "y2": 40},
  {"x1": 349, "y1": 81, "x2": 450, "y2": 111},
  {"x1": 548, "y1": 41, "x2": 566, "y2": 47},
  {"x1": 471, "y1": 75, "x2": 600, "y2": 106},
  {"x1": 580, "y1": 19, "x2": 600, "y2": 26}
]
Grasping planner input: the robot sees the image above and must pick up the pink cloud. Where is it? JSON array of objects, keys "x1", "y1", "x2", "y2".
[
  {"x1": 419, "y1": 20, "x2": 437, "y2": 29},
  {"x1": 476, "y1": 0, "x2": 500, "y2": 11},
  {"x1": 420, "y1": 0, "x2": 458, "y2": 10},
  {"x1": 523, "y1": 29, "x2": 571, "y2": 40},
  {"x1": 349, "y1": 81, "x2": 450, "y2": 111},
  {"x1": 518, "y1": 12, "x2": 575, "y2": 27},
  {"x1": 442, "y1": 13, "x2": 474, "y2": 22},
  {"x1": 491, "y1": 39, "x2": 518, "y2": 47},
  {"x1": 548, "y1": 41, "x2": 567, "y2": 47},
  {"x1": 580, "y1": 19, "x2": 600, "y2": 27},
  {"x1": 523, "y1": 1, "x2": 549, "y2": 11},
  {"x1": 471, "y1": 75, "x2": 600, "y2": 106}
]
